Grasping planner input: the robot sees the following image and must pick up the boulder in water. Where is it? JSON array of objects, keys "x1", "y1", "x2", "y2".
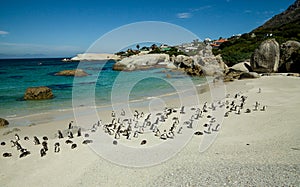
[
  {"x1": 24, "y1": 86, "x2": 54, "y2": 100},
  {"x1": 0, "y1": 118, "x2": 9, "y2": 128},
  {"x1": 55, "y1": 69, "x2": 88, "y2": 77}
]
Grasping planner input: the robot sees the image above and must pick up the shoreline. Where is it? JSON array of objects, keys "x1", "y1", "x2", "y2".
[
  {"x1": 5, "y1": 77, "x2": 214, "y2": 127},
  {"x1": 0, "y1": 75, "x2": 299, "y2": 186}
]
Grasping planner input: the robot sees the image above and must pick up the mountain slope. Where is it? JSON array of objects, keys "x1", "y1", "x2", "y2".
[{"x1": 213, "y1": 0, "x2": 300, "y2": 66}]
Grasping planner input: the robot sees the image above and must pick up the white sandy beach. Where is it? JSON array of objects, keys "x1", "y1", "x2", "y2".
[{"x1": 0, "y1": 75, "x2": 299, "y2": 186}]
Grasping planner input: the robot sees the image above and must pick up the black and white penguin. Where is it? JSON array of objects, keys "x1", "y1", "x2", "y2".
[{"x1": 54, "y1": 142, "x2": 60, "y2": 153}]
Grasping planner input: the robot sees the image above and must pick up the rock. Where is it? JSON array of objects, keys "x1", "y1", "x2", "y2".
[
  {"x1": 0, "y1": 118, "x2": 9, "y2": 127},
  {"x1": 279, "y1": 40, "x2": 300, "y2": 73},
  {"x1": 55, "y1": 69, "x2": 88, "y2": 77},
  {"x1": 174, "y1": 55, "x2": 194, "y2": 68},
  {"x1": 230, "y1": 61, "x2": 252, "y2": 73},
  {"x1": 251, "y1": 39, "x2": 280, "y2": 73},
  {"x1": 193, "y1": 45, "x2": 226, "y2": 76},
  {"x1": 113, "y1": 54, "x2": 170, "y2": 71},
  {"x1": 166, "y1": 62, "x2": 178, "y2": 69},
  {"x1": 223, "y1": 70, "x2": 260, "y2": 82},
  {"x1": 71, "y1": 53, "x2": 120, "y2": 61},
  {"x1": 239, "y1": 72, "x2": 260, "y2": 79},
  {"x1": 24, "y1": 86, "x2": 54, "y2": 100},
  {"x1": 223, "y1": 70, "x2": 243, "y2": 82},
  {"x1": 216, "y1": 54, "x2": 229, "y2": 73}
]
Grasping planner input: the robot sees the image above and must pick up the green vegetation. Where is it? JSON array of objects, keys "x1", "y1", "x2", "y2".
[
  {"x1": 148, "y1": 46, "x2": 186, "y2": 56},
  {"x1": 213, "y1": 19, "x2": 300, "y2": 67}
]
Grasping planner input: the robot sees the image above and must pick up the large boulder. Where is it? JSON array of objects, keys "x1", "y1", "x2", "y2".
[
  {"x1": 230, "y1": 61, "x2": 252, "y2": 73},
  {"x1": 251, "y1": 39, "x2": 280, "y2": 73},
  {"x1": 174, "y1": 55, "x2": 194, "y2": 68},
  {"x1": 193, "y1": 45, "x2": 226, "y2": 76},
  {"x1": 0, "y1": 118, "x2": 9, "y2": 127},
  {"x1": 239, "y1": 72, "x2": 260, "y2": 79},
  {"x1": 113, "y1": 54, "x2": 170, "y2": 71},
  {"x1": 223, "y1": 70, "x2": 260, "y2": 82},
  {"x1": 24, "y1": 86, "x2": 54, "y2": 100},
  {"x1": 279, "y1": 40, "x2": 300, "y2": 73},
  {"x1": 55, "y1": 69, "x2": 88, "y2": 77}
]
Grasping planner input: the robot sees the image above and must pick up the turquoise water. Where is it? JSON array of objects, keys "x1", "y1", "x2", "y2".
[{"x1": 0, "y1": 58, "x2": 206, "y2": 123}]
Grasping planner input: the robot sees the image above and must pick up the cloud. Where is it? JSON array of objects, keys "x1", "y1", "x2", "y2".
[
  {"x1": 177, "y1": 12, "x2": 192, "y2": 19},
  {"x1": 244, "y1": 10, "x2": 252, "y2": 14},
  {"x1": 0, "y1": 30, "x2": 9, "y2": 35},
  {"x1": 190, "y1": 5, "x2": 212, "y2": 12}
]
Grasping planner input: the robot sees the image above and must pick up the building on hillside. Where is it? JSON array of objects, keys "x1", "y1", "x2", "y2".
[{"x1": 210, "y1": 38, "x2": 228, "y2": 49}]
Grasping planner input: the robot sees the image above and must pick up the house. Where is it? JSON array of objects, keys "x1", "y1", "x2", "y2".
[{"x1": 210, "y1": 38, "x2": 228, "y2": 49}]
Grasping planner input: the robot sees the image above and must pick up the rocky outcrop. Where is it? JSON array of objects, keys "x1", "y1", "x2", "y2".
[
  {"x1": 195, "y1": 45, "x2": 226, "y2": 76},
  {"x1": 71, "y1": 53, "x2": 120, "y2": 61},
  {"x1": 55, "y1": 69, "x2": 88, "y2": 77},
  {"x1": 113, "y1": 54, "x2": 170, "y2": 71},
  {"x1": 223, "y1": 70, "x2": 260, "y2": 82},
  {"x1": 251, "y1": 39, "x2": 280, "y2": 73},
  {"x1": 0, "y1": 118, "x2": 9, "y2": 127},
  {"x1": 24, "y1": 86, "x2": 54, "y2": 100},
  {"x1": 230, "y1": 61, "x2": 252, "y2": 73},
  {"x1": 279, "y1": 40, "x2": 300, "y2": 73}
]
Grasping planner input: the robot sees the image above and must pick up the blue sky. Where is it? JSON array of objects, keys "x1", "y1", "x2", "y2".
[{"x1": 0, "y1": 0, "x2": 295, "y2": 58}]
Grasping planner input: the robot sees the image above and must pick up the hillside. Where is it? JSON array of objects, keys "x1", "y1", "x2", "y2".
[{"x1": 213, "y1": 0, "x2": 300, "y2": 66}]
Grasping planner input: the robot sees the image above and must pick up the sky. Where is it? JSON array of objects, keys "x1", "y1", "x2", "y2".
[{"x1": 0, "y1": 0, "x2": 296, "y2": 58}]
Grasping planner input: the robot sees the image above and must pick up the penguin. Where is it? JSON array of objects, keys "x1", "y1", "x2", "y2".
[
  {"x1": 77, "y1": 128, "x2": 82, "y2": 137},
  {"x1": 180, "y1": 106, "x2": 185, "y2": 114},
  {"x1": 154, "y1": 128, "x2": 160, "y2": 136},
  {"x1": 65, "y1": 139, "x2": 73, "y2": 144},
  {"x1": 42, "y1": 141, "x2": 48, "y2": 152},
  {"x1": 133, "y1": 130, "x2": 139, "y2": 138},
  {"x1": 33, "y1": 136, "x2": 40, "y2": 145},
  {"x1": 54, "y1": 142, "x2": 60, "y2": 153},
  {"x1": 177, "y1": 127, "x2": 183, "y2": 134},
  {"x1": 194, "y1": 131, "x2": 203, "y2": 135},
  {"x1": 3, "y1": 152, "x2": 12, "y2": 157},
  {"x1": 40, "y1": 148, "x2": 46, "y2": 157},
  {"x1": 121, "y1": 109, "x2": 125, "y2": 116},
  {"x1": 71, "y1": 143, "x2": 77, "y2": 149},
  {"x1": 260, "y1": 105, "x2": 266, "y2": 111},
  {"x1": 15, "y1": 134, "x2": 20, "y2": 141},
  {"x1": 19, "y1": 149, "x2": 30, "y2": 158},
  {"x1": 212, "y1": 124, "x2": 220, "y2": 132},
  {"x1": 68, "y1": 131, "x2": 74, "y2": 139},
  {"x1": 82, "y1": 140, "x2": 93, "y2": 144},
  {"x1": 111, "y1": 111, "x2": 116, "y2": 118},
  {"x1": 68, "y1": 121, "x2": 73, "y2": 129},
  {"x1": 58, "y1": 130, "x2": 64, "y2": 139},
  {"x1": 140, "y1": 140, "x2": 147, "y2": 145},
  {"x1": 187, "y1": 119, "x2": 194, "y2": 128},
  {"x1": 160, "y1": 130, "x2": 168, "y2": 140}
]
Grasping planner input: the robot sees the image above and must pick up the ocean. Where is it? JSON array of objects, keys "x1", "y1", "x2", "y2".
[{"x1": 0, "y1": 58, "x2": 207, "y2": 126}]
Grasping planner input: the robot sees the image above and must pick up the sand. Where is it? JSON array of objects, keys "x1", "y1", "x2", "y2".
[{"x1": 0, "y1": 75, "x2": 299, "y2": 186}]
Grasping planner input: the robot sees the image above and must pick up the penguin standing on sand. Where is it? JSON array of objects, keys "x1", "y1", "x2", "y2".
[
  {"x1": 77, "y1": 128, "x2": 82, "y2": 137},
  {"x1": 68, "y1": 131, "x2": 74, "y2": 139},
  {"x1": 15, "y1": 134, "x2": 20, "y2": 141},
  {"x1": 58, "y1": 130, "x2": 64, "y2": 139},
  {"x1": 54, "y1": 142, "x2": 60, "y2": 153},
  {"x1": 33, "y1": 136, "x2": 40, "y2": 145},
  {"x1": 40, "y1": 148, "x2": 46, "y2": 157}
]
